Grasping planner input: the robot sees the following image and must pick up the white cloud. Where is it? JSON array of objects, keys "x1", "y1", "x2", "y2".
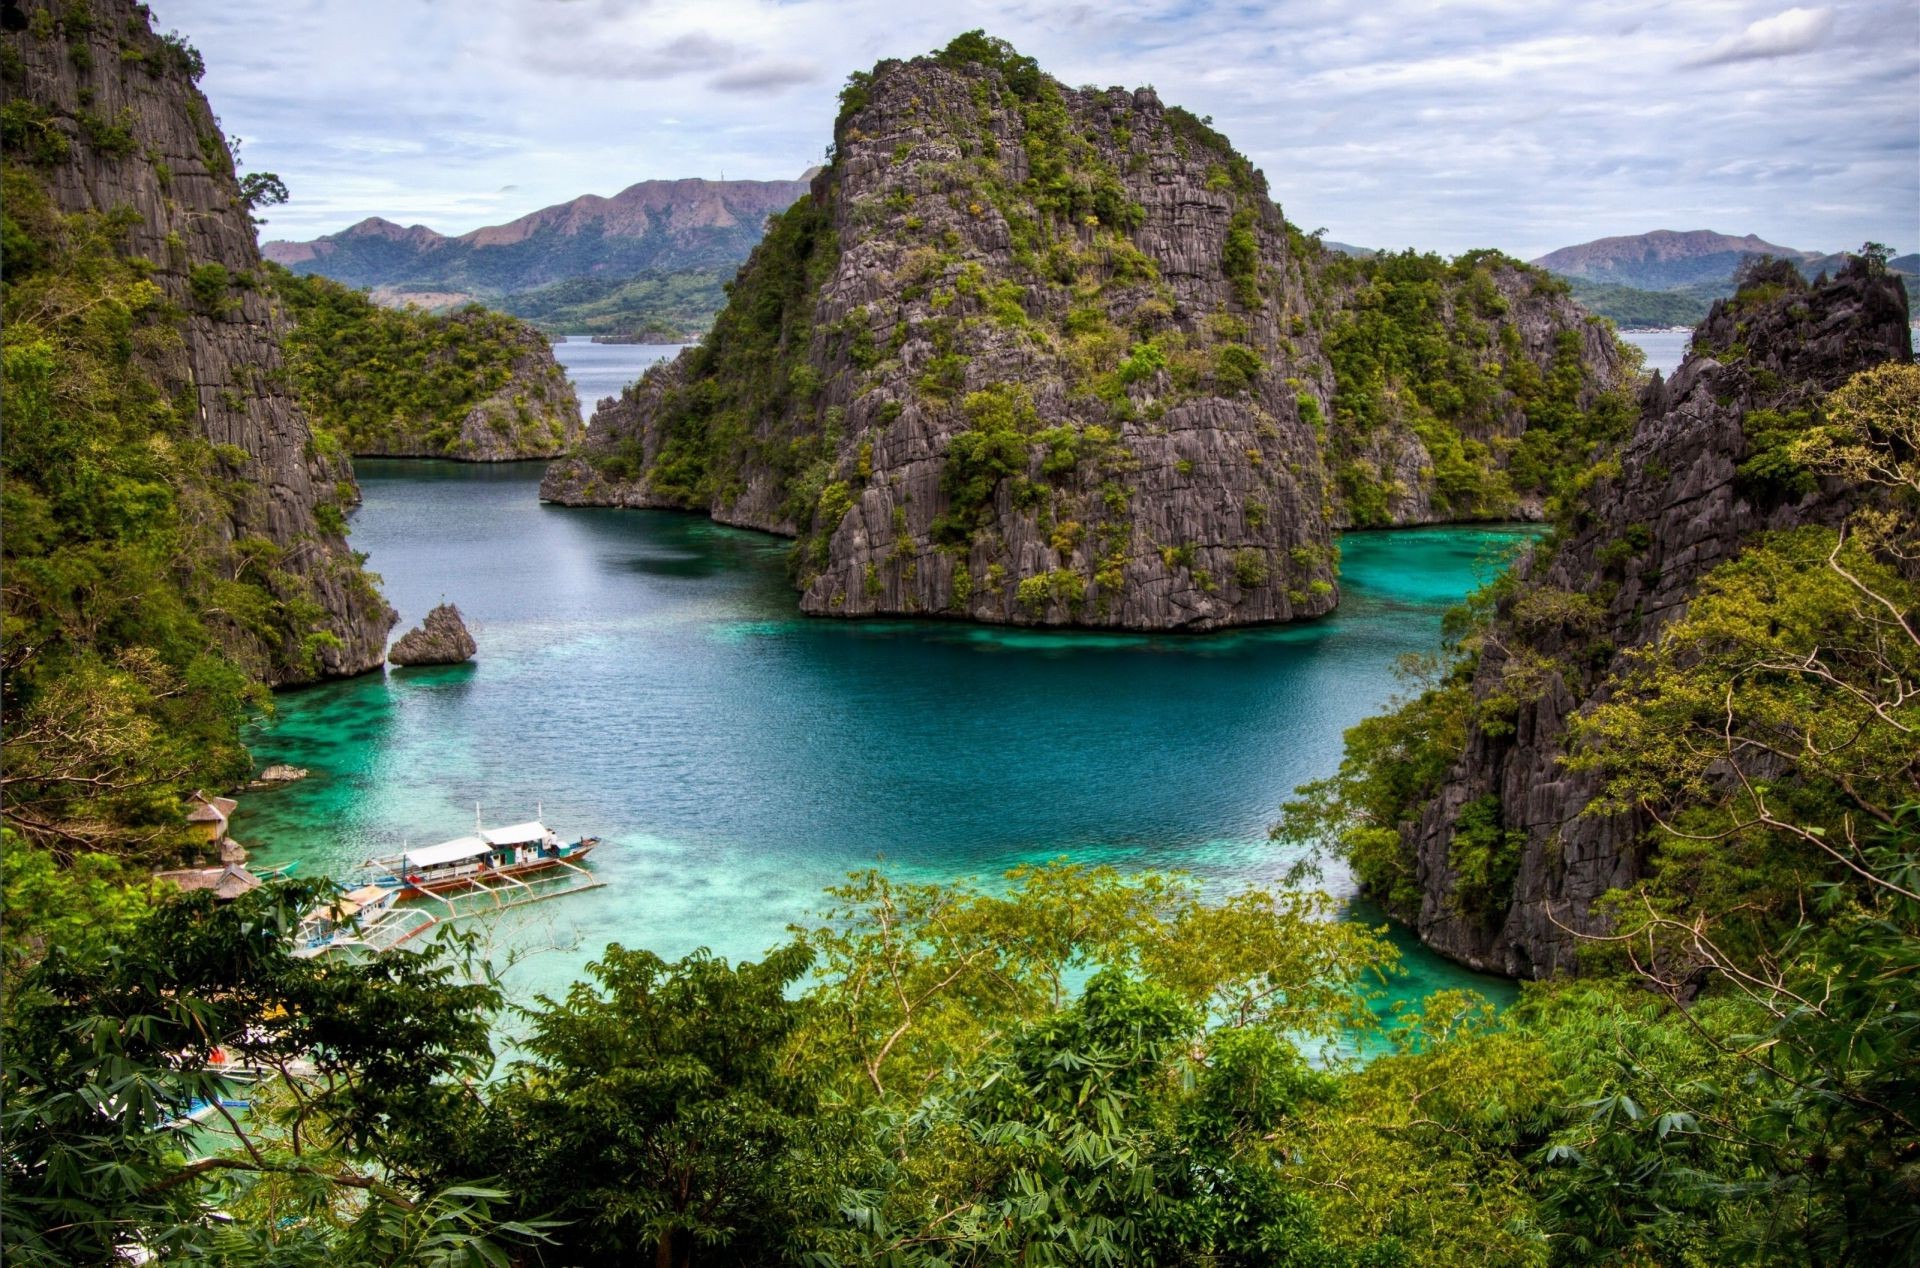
[
  {"x1": 1689, "y1": 6, "x2": 1837, "y2": 66},
  {"x1": 165, "y1": 0, "x2": 1917, "y2": 259}
]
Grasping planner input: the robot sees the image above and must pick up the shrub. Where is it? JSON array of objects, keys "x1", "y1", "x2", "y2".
[{"x1": 1215, "y1": 343, "x2": 1262, "y2": 391}]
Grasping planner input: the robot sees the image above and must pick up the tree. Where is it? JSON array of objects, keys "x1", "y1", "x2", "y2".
[
  {"x1": 0, "y1": 877, "x2": 520, "y2": 1266},
  {"x1": 797, "y1": 862, "x2": 1397, "y2": 1102},
  {"x1": 239, "y1": 171, "x2": 290, "y2": 223},
  {"x1": 1856, "y1": 240, "x2": 1894, "y2": 274},
  {"x1": 1552, "y1": 361, "x2": 1920, "y2": 1260},
  {"x1": 481, "y1": 942, "x2": 831, "y2": 1267}
]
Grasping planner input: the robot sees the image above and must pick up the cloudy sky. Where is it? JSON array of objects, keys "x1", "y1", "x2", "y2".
[{"x1": 167, "y1": 0, "x2": 1918, "y2": 259}]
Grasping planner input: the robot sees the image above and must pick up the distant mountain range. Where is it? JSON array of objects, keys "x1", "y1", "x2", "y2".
[
  {"x1": 1529, "y1": 230, "x2": 1917, "y2": 327},
  {"x1": 263, "y1": 175, "x2": 815, "y2": 337},
  {"x1": 1326, "y1": 229, "x2": 1914, "y2": 328}
]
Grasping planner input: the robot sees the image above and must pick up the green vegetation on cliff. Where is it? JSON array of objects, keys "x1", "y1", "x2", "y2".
[
  {"x1": 1322, "y1": 249, "x2": 1637, "y2": 524},
  {"x1": 593, "y1": 193, "x2": 838, "y2": 502},
  {"x1": 272, "y1": 265, "x2": 580, "y2": 459},
  {"x1": 1, "y1": 169, "x2": 325, "y2": 856}
]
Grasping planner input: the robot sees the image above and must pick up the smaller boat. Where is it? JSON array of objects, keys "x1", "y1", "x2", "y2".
[{"x1": 292, "y1": 882, "x2": 437, "y2": 959}]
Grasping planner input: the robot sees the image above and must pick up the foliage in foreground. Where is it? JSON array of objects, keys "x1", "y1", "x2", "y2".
[
  {"x1": 1274, "y1": 359, "x2": 1920, "y2": 1264},
  {"x1": 7, "y1": 821, "x2": 1916, "y2": 1266}
]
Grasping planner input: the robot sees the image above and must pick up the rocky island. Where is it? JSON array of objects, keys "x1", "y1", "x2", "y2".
[
  {"x1": 1283, "y1": 256, "x2": 1915, "y2": 977},
  {"x1": 543, "y1": 34, "x2": 1629, "y2": 631},
  {"x1": 388, "y1": 603, "x2": 479, "y2": 666},
  {"x1": 273, "y1": 267, "x2": 583, "y2": 461}
]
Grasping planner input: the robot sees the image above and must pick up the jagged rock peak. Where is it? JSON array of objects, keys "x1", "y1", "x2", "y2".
[
  {"x1": 546, "y1": 34, "x2": 1348, "y2": 631},
  {"x1": 1395, "y1": 259, "x2": 1912, "y2": 978},
  {"x1": 542, "y1": 33, "x2": 1625, "y2": 632},
  {"x1": 389, "y1": 604, "x2": 477, "y2": 666}
]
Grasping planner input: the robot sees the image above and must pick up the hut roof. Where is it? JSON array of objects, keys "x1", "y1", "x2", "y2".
[{"x1": 154, "y1": 863, "x2": 262, "y2": 900}]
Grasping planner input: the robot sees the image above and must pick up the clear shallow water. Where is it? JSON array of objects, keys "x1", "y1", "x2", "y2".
[{"x1": 240, "y1": 460, "x2": 1527, "y2": 1013}]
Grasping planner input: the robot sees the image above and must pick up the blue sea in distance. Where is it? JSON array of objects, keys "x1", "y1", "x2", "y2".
[{"x1": 239, "y1": 339, "x2": 1532, "y2": 1017}]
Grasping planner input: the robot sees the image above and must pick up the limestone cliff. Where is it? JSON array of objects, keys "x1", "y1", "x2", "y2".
[
  {"x1": 1391, "y1": 260, "x2": 1913, "y2": 976},
  {"x1": 2, "y1": 0, "x2": 393, "y2": 681},
  {"x1": 543, "y1": 36, "x2": 1627, "y2": 629}
]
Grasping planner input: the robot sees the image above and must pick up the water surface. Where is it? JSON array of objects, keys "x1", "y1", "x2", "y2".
[
  {"x1": 243, "y1": 457, "x2": 1527, "y2": 1012},
  {"x1": 1619, "y1": 328, "x2": 1689, "y2": 375}
]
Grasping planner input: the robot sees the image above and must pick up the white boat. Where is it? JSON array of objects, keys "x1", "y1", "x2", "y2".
[
  {"x1": 369, "y1": 820, "x2": 602, "y2": 894},
  {"x1": 358, "y1": 815, "x2": 607, "y2": 922},
  {"x1": 291, "y1": 883, "x2": 437, "y2": 959}
]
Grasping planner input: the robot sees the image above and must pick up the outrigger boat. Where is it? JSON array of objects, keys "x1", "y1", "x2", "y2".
[
  {"x1": 293, "y1": 814, "x2": 606, "y2": 960},
  {"x1": 371, "y1": 820, "x2": 601, "y2": 894},
  {"x1": 362, "y1": 814, "x2": 606, "y2": 924}
]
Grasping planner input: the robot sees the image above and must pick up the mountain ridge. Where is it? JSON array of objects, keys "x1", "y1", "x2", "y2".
[
  {"x1": 1527, "y1": 228, "x2": 1917, "y2": 326},
  {"x1": 261, "y1": 177, "x2": 812, "y2": 335}
]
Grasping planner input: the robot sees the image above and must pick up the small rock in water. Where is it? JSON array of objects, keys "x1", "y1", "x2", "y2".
[
  {"x1": 389, "y1": 603, "x2": 478, "y2": 667},
  {"x1": 257, "y1": 764, "x2": 309, "y2": 783}
]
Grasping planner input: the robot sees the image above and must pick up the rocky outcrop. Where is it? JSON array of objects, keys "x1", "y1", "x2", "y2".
[
  {"x1": 1394, "y1": 260, "x2": 1913, "y2": 977},
  {"x1": 543, "y1": 38, "x2": 1625, "y2": 631},
  {"x1": 441, "y1": 319, "x2": 580, "y2": 459},
  {"x1": 549, "y1": 57, "x2": 1342, "y2": 630},
  {"x1": 443, "y1": 325, "x2": 581, "y2": 459},
  {"x1": 389, "y1": 604, "x2": 477, "y2": 666},
  {"x1": 3, "y1": 0, "x2": 394, "y2": 681}
]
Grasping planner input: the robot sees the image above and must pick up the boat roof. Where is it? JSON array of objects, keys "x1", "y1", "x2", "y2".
[
  {"x1": 341, "y1": 884, "x2": 390, "y2": 905},
  {"x1": 405, "y1": 837, "x2": 490, "y2": 868},
  {"x1": 482, "y1": 821, "x2": 549, "y2": 846}
]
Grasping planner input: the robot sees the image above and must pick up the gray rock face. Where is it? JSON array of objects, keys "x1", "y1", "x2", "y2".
[
  {"x1": 389, "y1": 604, "x2": 478, "y2": 667},
  {"x1": 543, "y1": 49, "x2": 1623, "y2": 629},
  {"x1": 1396, "y1": 261, "x2": 1913, "y2": 977},
  {"x1": 546, "y1": 60, "x2": 1343, "y2": 631},
  {"x1": 5, "y1": 1, "x2": 394, "y2": 682}
]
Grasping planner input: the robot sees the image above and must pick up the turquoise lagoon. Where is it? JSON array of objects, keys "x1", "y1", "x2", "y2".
[{"x1": 240, "y1": 457, "x2": 1528, "y2": 1012}]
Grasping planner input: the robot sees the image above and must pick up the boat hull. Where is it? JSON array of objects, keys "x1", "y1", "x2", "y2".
[{"x1": 398, "y1": 839, "x2": 599, "y2": 895}]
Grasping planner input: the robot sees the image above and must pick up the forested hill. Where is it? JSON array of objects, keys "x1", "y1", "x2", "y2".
[
  {"x1": 271, "y1": 266, "x2": 583, "y2": 461},
  {"x1": 543, "y1": 33, "x2": 1630, "y2": 632},
  {"x1": 1533, "y1": 229, "x2": 1920, "y2": 327},
  {"x1": 1283, "y1": 255, "x2": 1915, "y2": 977}
]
